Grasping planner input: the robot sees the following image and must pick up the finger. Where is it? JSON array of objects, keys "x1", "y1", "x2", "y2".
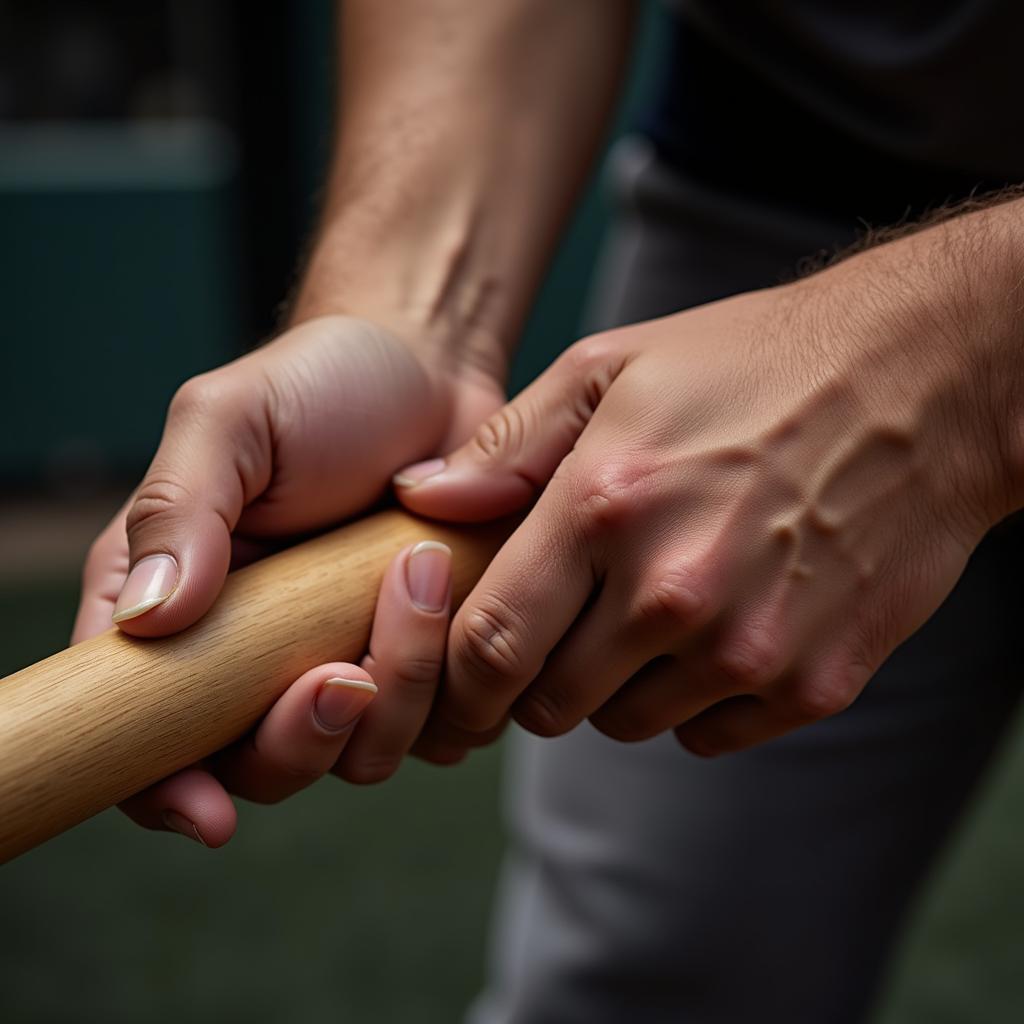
[
  {"x1": 673, "y1": 654, "x2": 865, "y2": 756},
  {"x1": 393, "y1": 335, "x2": 625, "y2": 522},
  {"x1": 212, "y1": 663, "x2": 377, "y2": 803},
  {"x1": 434, "y1": 480, "x2": 597, "y2": 734},
  {"x1": 592, "y1": 583, "x2": 809, "y2": 743},
  {"x1": 72, "y1": 501, "x2": 274, "y2": 646},
  {"x1": 118, "y1": 766, "x2": 237, "y2": 848},
  {"x1": 412, "y1": 715, "x2": 509, "y2": 753},
  {"x1": 511, "y1": 557, "x2": 720, "y2": 738},
  {"x1": 588, "y1": 632, "x2": 785, "y2": 745},
  {"x1": 673, "y1": 695, "x2": 802, "y2": 757},
  {"x1": 111, "y1": 371, "x2": 273, "y2": 638},
  {"x1": 334, "y1": 541, "x2": 452, "y2": 785},
  {"x1": 411, "y1": 746, "x2": 469, "y2": 766},
  {"x1": 584, "y1": 654, "x2": 726, "y2": 743},
  {"x1": 409, "y1": 717, "x2": 509, "y2": 765}
]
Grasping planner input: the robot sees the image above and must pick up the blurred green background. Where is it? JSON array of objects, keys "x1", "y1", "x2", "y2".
[{"x1": 2, "y1": 2, "x2": 1023, "y2": 1022}]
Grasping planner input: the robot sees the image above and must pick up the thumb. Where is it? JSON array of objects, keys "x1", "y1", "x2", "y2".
[
  {"x1": 393, "y1": 338, "x2": 622, "y2": 522},
  {"x1": 112, "y1": 374, "x2": 271, "y2": 637}
]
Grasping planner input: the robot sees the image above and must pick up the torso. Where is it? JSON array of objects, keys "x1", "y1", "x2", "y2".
[{"x1": 646, "y1": 0, "x2": 1022, "y2": 221}]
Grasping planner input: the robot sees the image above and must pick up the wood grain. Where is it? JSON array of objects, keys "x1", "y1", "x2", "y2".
[{"x1": 0, "y1": 510, "x2": 512, "y2": 863}]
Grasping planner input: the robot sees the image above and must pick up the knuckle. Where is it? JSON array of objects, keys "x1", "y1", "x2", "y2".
[
  {"x1": 789, "y1": 675, "x2": 854, "y2": 721},
  {"x1": 126, "y1": 476, "x2": 193, "y2": 536},
  {"x1": 786, "y1": 679, "x2": 851, "y2": 720},
  {"x1": 559, "y1": 332, "x2": 621, "y2": 384},
  {"x1": 471, "y1": 403, "x2": 529, "y2": 463},
  {"x1": 387, "y1": 654, "x2": 444, "y2": 692},
  {"x1": 676, "y1": 730, "x2": 723, "y2": 759},
  {"x1": 455, "y1": 599, "x2": 531, "y2": 689},
  {"x1": 411, "y1": 745, "x2": 466, "y2": 766},
  {"x1": 513, "y1": 686, "x2": 577, "y2": 738},
  {"x1": 167, "y1": 376, "x2": 210, "y2": 420},
  {"x1": 338, "y1": 755, "x2": 399, "y2": 786},
  {"x1": 555, "y1": 334, "x2": 627, "y2": 434},
  {"x1": 168, "y1": 372, "x2": 230, "y2": 419},
  {"x1": 424, "y1": 717, "x2": 505, "y2": 751},
  {"x1": 589, "y1": 705, "x2": 661, "y2": 744},
  {"x1": 560, "y1": 334, "x2": 606, "y2": 375},
  {"x1": 168, "y1": 371, "x2": 267, "y2": 482},
  {"x1": 632, "y1": 568, "x2": 708, "y2": 633},
  {"x1": 576, "y1": 459, "x2": 653, "y2": 537},
  {"x1": 712, "y1": 633, "x2": 784, "y2": 692}
]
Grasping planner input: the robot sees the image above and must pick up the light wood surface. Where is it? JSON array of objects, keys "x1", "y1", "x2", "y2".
[{"x1": 0, "y1": 510, "x2": 512, "y2": 863}]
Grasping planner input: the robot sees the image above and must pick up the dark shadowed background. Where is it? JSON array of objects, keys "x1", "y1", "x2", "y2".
[{"x1": 1, "y1": 2, "x2": 1023, "y2": 1021}]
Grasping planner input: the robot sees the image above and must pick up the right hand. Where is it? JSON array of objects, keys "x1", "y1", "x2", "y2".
[{"x1": 72, "y1": 314, "x2": 504, "y2": 845}]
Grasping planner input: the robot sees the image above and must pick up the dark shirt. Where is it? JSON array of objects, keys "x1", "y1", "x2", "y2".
[{"x1": 647, "y1": 1, "x2": 1021, "y2": 223}]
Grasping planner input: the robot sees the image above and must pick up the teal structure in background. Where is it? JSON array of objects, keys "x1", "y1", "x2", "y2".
[
  {"x1": 0, "y1": 19, "x2": 263, "y2": 483},
  {"x1": 0, "y1": 122, "x2": 241, "y2": 482},
  {"x1": 0, "y1": 1, "x2": 670, "y2": 484}
]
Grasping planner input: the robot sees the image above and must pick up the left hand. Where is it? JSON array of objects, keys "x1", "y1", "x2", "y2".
[
  {"x1": 72, "y1": 315, "x2": 501, "y2": 846},
  {"x1": 393, "y1": 252, "x2": 1013, "y2": 757}
]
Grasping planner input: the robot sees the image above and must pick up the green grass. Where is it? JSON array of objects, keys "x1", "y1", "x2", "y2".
[
  {"x1": 1, "y1": 581, "x2": 1023, "y2": 1022},
  {"x1": 0, "y1": 581, "x2": 505, "y2": 1023},
  {"x1": 873, "y1": 727, "x2": 1024, "y2": 1024}
]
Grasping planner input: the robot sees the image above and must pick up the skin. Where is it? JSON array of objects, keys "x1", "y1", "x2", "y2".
[
  {"x1": 73, "y1": 316, "x2": 503, "y2": 843},
  {"x1": 73, "y1": 0, "x2": 634, "y2": 846},
  {"x1": 395, "y1": 201, "x2": 1024, "y2": 758},
  {"x1": 74, "y1": 0, "x2": 1024, "y2": 844}
]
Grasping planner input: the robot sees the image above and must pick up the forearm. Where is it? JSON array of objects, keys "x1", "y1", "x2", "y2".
[
  {"x1": 808, "y1": 189, "x2": 1024, "y2": 524},
  {"x1": 291, "y1": 0, "x2": 636, "y2": 383}
]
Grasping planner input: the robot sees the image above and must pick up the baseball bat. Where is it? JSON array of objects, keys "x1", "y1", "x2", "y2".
[{"x1": 0, "y1": 509, "x2": 512, "y2": 863}]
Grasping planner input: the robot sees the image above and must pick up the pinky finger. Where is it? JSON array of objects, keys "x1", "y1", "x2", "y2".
[
  {"x1": 119, "y1": 766, "x2": 238, "y2": 848},
  {"x1": 673, "y1": 695, "x2": 792, "y2": 757},
  {"x1": 674, "y1": 662, "x2": 863, "y2": 757},
  {"x1": 409, "y1": 716, "x2": 509, "y2": 765}
]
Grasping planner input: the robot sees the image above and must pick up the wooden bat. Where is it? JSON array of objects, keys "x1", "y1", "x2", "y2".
[{"x1": 0, "y1": 510, "x2": 512, "y2": 863}]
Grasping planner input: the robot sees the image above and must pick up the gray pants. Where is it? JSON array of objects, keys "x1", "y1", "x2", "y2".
[{"x1": 469, "y1": 142, "x2": 1024, "y2": 1024}]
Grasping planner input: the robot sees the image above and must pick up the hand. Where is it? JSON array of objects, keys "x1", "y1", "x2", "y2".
[
  {"x1": 394, "y1": 256, "x2": 1011, "y2": 757},
  {"x1": 73, "y1": 314, "x2": 501, "y2": 845}
]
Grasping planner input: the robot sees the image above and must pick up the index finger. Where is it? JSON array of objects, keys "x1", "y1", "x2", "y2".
[{"x1": 439, "y1": 483, "x2": 595, "y2": 734}]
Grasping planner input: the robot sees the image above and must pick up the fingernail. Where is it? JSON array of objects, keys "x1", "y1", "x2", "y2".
[
  {"x1": 112, "y1": 554, "x2": 178, "y2": 623},
  {"x1": 406, "y1": 540, "x2": 451, "y2": 612},
  {"x1": 314, "y1": 677, "x2": 378, "y2": 733},
  {"x1": 161, "y1": 810, "x2": 207, "y2": 846},
  {"x1": 393, "y1": 457, "x2": 447, "y2": 488}
]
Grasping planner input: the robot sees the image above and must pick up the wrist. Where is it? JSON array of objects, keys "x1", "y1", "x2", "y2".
[
  {"x1": 824, "y1": 201, "x2": 1024, "y2": 527},
  {"x1": 967, "y1": 206, "x2": 1024, "y2": 518},
  {"x1": 912, "y1": 202, "x2": 1024, "y2": 523},
  {"x1": 289, "y1": 194, "x2": 514, "y2": 390}
]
